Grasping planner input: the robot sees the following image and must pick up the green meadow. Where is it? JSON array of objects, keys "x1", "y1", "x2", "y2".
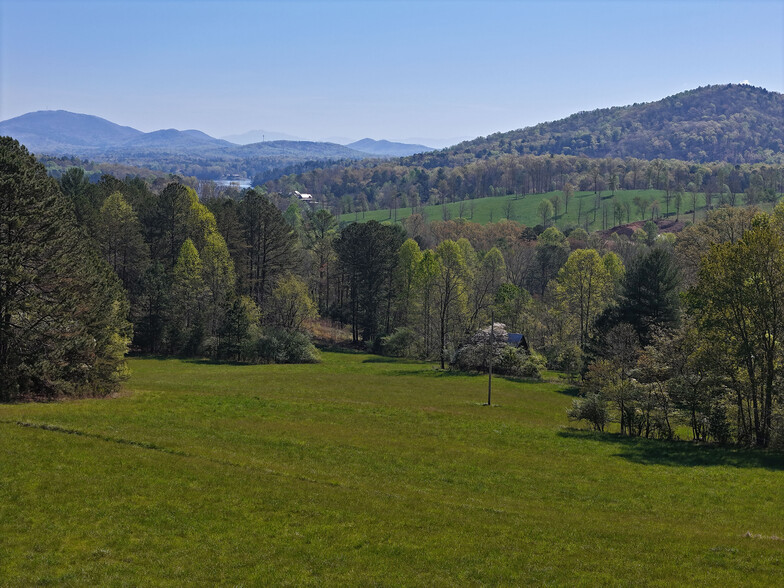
[
  {"x1": 2, "y1": 352, "x2": 783, "y2": 585},
  {"x1": 354, "y1": 189, "x2": 726, "y2": 228}
]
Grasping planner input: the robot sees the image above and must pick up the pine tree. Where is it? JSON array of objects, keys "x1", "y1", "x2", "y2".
[
  {"x1": 617, "y1": 246, "x2": 681, "y2": 344},
  {"x1": 218, "y1": 296, "x2": 261, "y2": 362},
  {"x1": 240, "y1": 190, "x2": 299, "y2": 309},
  {"x1": 0, "y1": 138, "x2": 130, "y2": 399}
]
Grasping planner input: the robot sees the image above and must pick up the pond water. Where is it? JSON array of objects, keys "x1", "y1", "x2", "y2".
[{"x1": 215, "y1": 178, "x2": 252, "y2": 189}]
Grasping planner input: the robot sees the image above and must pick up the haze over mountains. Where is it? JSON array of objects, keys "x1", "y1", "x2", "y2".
[
  {"x1": 221, "y1": 129, "x2": 306, "y2": 144},
  {"x1": 0, "y1": 111, "x2": 436, "y2": 160},
  {"x1": 222, "y1": 130, "x2": 438, "y2": 154},
  {"x1": 1, "y1": 84, "x2": 781, "y2": 184},
  {"x1": 345, "y1": 138, "x2": 434, "y2": 157}
]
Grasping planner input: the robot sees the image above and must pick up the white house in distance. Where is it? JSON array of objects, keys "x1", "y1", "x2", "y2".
[{"x1": 293, "y1": 190, "x2": 313, "y2": 202}]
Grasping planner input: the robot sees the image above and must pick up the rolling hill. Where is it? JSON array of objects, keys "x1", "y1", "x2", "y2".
[
  {"x1": 0, "y1": 110, "x2": 142, "y2": 153},
  {"x1": 407, "y1": 84, "x2": 784, "y2": 167}
]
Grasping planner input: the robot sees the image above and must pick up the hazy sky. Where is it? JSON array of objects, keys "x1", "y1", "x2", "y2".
[{"x1": 1, "y1": 0, "x2": 782, "y2": 145}]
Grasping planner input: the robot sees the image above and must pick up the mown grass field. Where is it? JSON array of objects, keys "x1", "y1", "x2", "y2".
[
  {"x1": 2, "y1": 352, "x2": 783, "y2": 585},
  {"x1": 354, "y1": 189, "x2": 736, "y2": 229}
]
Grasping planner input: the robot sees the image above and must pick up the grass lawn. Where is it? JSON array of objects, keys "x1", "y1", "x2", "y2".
[
  {"x1": 352, "y1": 189, "x2": 762, "y2": 230},
  {"x1": 1, "y1": 352, "x2": 783, "y2": 585}
]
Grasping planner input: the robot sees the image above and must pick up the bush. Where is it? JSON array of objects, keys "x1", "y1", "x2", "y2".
[
  {"x1": 256, "y1": 332, "x2": 283, "y2": 363},
  {"x1": 381, "y1": 328, "x2": 418, "y2": 357},
  {"x1": 256, "y1": 328, "x2": 321, "y2": 364},
  {"x1": 708, "y1": 401, "x2": 731, "y2": 445},
  {"x1": 568, "y1": 393, "x2": 609, "y2": 431},
  {"x1": 496, "y1": 346, "x2": 544, "y2": 379},
  {"x1": 522, "y1": 350, "x2": 547, "y2": 378},
  {"x1": 496, "y1": 346, "x2": 524, "y2": 374},
  {"x1": 769, "y1": 404, "x2": 784, "y2": 450}
]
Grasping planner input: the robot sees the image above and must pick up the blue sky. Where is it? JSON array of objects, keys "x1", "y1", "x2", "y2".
[{"x1": 1, "y1": 0, "x2": 782, "y2": 146}]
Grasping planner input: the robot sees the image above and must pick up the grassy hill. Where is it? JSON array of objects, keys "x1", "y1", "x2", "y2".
[
  {"x1": 353, "y1": 188, "x2": 733, "y2": 229},
  {"x1": 2, "y1": 353, "x2": 783, "y2": 584}
]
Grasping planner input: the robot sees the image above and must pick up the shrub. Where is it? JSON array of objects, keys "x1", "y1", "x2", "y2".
[
  {"x1": 496, "y1": 346, "x2": 523, "y2": 374},
  {"x1": 256, "y1": 332, "x2": 283, "y2": 363},
  {"x1": 496, "y1": 346, "x2": 544, "y2": 379},
  {"x1": 522, "y1": 350, "x2": 547, "y2": 378},
  {"x1": 708, "y1": 401, "x2": 731, "y2": 445},
  {"x1": 256, "y1": 328, "x2": 321, "y2": 364},
  {"x1": 381, "y1": 328, "x2": 418, "y2": 357},
  {"x1": 770, "y1": 404, "x2": 784, "y2": 450},
  {"x1": 568, "y1": 393, "x2": 609, "y2": 431}
]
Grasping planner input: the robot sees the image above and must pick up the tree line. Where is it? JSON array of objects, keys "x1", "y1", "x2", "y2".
[
  {"x1": 264, "y1": 152, "x2": 783, "y2": 219},
  {"x1": 569, "y1": 206, "x2": 784, "y2": 449}
]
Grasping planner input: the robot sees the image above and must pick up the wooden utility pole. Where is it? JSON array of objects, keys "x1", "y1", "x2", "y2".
[{"x1": 487, "y1": 311, "x2": 494, "y2": 406}]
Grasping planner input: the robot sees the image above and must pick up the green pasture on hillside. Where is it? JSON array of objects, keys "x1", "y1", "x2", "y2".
[
  {"x1": 2, "y1": 352, "x2": 783, "y2": 585},
  {"x1": 353, "y1": 189, "x2": 745, "y2": 229}
]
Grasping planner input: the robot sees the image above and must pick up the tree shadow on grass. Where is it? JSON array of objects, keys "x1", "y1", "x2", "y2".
[
  {"x1": 552, "y1": 385, "x2": 580, "y2": 398},
  {"x1": 389, "y1": 369, "x2": 557, "y2": 387},
  {"x1": 362, "y1": 356, "x2": 410, "y2": 364},
  {"x1": 128, "y1": 354, "x2": 248, "y2": 366},
  {"x1": 181, "y1": 358, "x2": 249, "y2": 366},
  {"x1": 558, "y1": 429, "x2": 784, "y2": 471},
  {"x1": 315, "y1": 344, "x2": 366, "y2": 354}
]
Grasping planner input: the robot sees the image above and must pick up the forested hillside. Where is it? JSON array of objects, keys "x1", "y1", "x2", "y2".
[
  {"x1": 267, "y1": 152, "x2": 783, "y2": 220},
  {"x1": 412, "y1": 84, "x2": 783, "y2": 166},
  {"x1": 262, "y1": 86, "x2": 783, "y2": 217}
]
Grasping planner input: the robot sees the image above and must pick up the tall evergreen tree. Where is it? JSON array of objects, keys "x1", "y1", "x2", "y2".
[
  {"x1": 617, "y1": 246, "x2": 681, "y2": 344},
  {"x1": 0, "y1": 138, "x2": 130, "y2": 399},
  {"x1": 335, "y1": 221, "x2": 404, "y2": 343},
  {"x1": 137, "y1": 261, "x2": 169, "y2": 353},
  {"x1": 240, "y1": 189, "x2": 299, "y2": 309},
  {"x1": 59, "y1": 166, "x2": 96, "y2": 230},
  {"x1": 303, "y1": 208, "x2": 338, "y2": 314}
]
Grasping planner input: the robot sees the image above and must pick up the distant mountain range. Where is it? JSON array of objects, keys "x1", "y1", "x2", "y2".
[
  {"x1": 221, "y1": 129, "x2": 306, "y2": 144},
  {"x1": 0, "y1": 111, "x2": 436, "y2": 167},
  {"x1": 345, "y1": 138, "x2": 434, "y2": 157},
  {"x1": 222, "y1": 131, "x2": 435, "y2": 156},
  {"x1": 408, "y1": 84, "x2": 783, "y2": 166},
  {"x1": 0, "y1": 111, "x2": 359, "y2": 159}
]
